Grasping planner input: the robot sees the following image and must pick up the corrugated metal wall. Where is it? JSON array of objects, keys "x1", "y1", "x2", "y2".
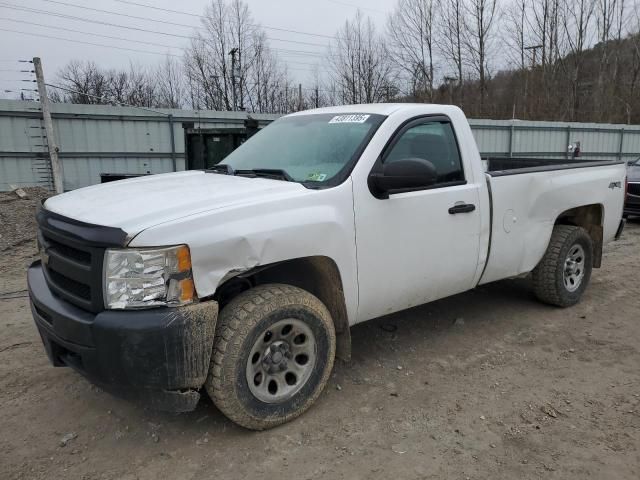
[
  {"x1": 469, "y1": 118, "x2": 640, "y2": 162},
  {"x1": 1, "y1": 99, "x2": 639, "y2": 191},
  {"x1": 0, "y1": 100, "x2": 278, "y2": 191}
]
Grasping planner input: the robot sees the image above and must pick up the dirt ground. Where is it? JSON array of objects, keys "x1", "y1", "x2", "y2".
[{"x1": 1, "y1": 192, "x2": 638, "y2": 479}]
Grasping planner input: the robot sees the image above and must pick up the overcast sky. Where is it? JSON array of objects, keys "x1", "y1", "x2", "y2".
[{"x1": 0, "y1": 0, "x2": 392, "y2": 99}]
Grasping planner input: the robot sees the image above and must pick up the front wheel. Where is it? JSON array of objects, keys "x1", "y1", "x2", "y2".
[
  {"x1": 532, "y1": 225, "x2": 593, "y2": 307},
  {"x1": 206, "y1": 284, "x2": 336, "y2": 430}
]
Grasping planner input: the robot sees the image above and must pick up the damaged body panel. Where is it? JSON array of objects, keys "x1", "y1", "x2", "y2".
[{"x1": 128, "y1": 177, "x2": 360, "y2": 325}]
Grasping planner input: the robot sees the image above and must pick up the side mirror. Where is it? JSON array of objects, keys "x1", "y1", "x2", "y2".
[{"x1": 369, "y1": 158, "x2": 438, "y2": 198}]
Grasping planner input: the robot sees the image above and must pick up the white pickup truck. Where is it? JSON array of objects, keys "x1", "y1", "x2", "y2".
[{"x1": 28, "y1": 104, "x2": 627, "y2": 429}]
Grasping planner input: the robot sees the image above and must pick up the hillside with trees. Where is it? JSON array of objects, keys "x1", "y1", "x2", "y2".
[{"x1": 49, "y1": 0, "x2": 640, "y2": 123}]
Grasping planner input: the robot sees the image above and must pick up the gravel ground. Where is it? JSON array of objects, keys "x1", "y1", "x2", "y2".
[
  {"x1": 0, "y1": 197, "x2": 638, "y2": 479},
  {"x1": 0, "y1": 187, "x2": 50, "y2": 252}
]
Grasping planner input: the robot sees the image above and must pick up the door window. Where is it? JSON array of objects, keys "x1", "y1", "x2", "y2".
[{"x1": 384, "y1": 121, "x2": 464, "y2": 185}]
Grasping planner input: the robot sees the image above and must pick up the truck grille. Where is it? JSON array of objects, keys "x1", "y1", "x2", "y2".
[
  {"x1": 47, "y1": 269, "x2": 92, "y2": 300},
  {"x1": 628, "y1": 183, "x2": 640, "y2": 196},
  {"x1": 37, "y1": 212, "x2": 106, "y2": 313}
]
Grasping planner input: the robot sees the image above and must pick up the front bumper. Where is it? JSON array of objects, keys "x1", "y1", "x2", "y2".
[
  {"x1": 28, "y1": 261, "x2": 218, "y2": 412},
  {"x1": 624, "y1": 189, "x2": 640, "y2": 217},
  {"x1": 624, "y1": 194, "x2": 640, "y2": 217}
]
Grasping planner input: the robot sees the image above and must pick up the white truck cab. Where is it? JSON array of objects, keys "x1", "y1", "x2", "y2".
[{"x1": 29, "y1": 104, "x2": 627, "y2": 429}]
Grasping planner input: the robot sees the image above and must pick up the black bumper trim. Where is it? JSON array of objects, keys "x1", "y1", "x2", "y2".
[
  {"x1": 623, "y1": 206, "x2": 640, "y2": 217},
  {"x1": 28, "y1": 262, "x2": 218, "y2": 412}
]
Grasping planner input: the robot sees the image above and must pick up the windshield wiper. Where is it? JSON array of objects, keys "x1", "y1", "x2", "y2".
[
  {"x1": 206, "y1": 165, "x2": 294, "y2": 182},
  {"x1": 206, "y1": 164, "x2": 235, "y2": 175},
  {"x1": 234, "y1": 168, "x2": 295, "y2": 182}
]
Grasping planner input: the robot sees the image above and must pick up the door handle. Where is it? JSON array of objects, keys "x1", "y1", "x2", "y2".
[{"x1": 448, "y1": 203, "x2": 476, "y2": 214}]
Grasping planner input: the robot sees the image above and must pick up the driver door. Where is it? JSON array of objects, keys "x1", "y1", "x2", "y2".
[{"x1": 353, "y1": 117, "x2": 482, "y2": 322}]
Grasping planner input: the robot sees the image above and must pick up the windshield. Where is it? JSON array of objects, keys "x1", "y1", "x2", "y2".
[{"x1": 221, "y1": 113, "x2": 386, "y2": 185}]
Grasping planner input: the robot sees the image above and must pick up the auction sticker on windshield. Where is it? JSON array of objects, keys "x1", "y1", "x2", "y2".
[
  {"x1": 329, "y1": 114, "x2": 371, "y2": 124},
  {"x1": 307, "y1": 172, "x2": 328, "y2": 181}
]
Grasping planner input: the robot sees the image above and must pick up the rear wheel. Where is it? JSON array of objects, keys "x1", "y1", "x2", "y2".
[
  {"x1": 206, "y1": 284, "x2": 336, "y2": 430},
  {"x1": 532, "y1": 225, "x2": 593, "y2": 307}
]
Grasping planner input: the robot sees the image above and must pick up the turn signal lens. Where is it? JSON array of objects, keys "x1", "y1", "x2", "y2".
[
  {"x1": 179, "y1": 278, "x2": 195, "y2": 303},
  {"x1": 176, "y1": 245, "x2": 192, "y2": 272}
]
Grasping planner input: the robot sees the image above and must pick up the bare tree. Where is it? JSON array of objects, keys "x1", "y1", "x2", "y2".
[
  {"x1": 156, "y1": 56, "x2": 186, "y2": 108},
  {"x1": 57, "y1": 61, "x2": 107, "y2": 104},
  {"x1": 55, "y1": 60, "x2": 162, "y2": 107},
  {"x1": 183, "y1": 0, "x2": 294, "y2": 113},
  {"x1": 562, "y1": 0, "x2": 597, "y2": 120},
  {"x1": 304, "y1": 66, "x2": 330, "y2": 109},
  {"x1": 387, "y1": 0, "x2": 437, "y2": 101},
  {"x1": 438, "y1": 0, "x2": 466, "y2": 104},
  {"x1": 185, "y1": 0, "x2": 239, "y2": 110},
  {"x1": 463, "y1": 0, "x2": 499, "y2": 115},
  {"x1": 328, "y1": 11, "x2": 394, "y2": 104},
  {"x1": 504, "y1": 0, "x2": 529, "y2": 70},
  {"x1": 125, "y1": 63, "x2": 156, "y2": 108},
  {"x1": 47, "y1": 0, "x2": 640, "y2": 124},
  {"x1": 245, "y1": 31, "x2": 294, "y2": 113}
]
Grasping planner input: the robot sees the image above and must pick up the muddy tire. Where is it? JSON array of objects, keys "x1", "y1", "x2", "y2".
[
  {"x1": 532, "y1": 225, "x2": 593, "y2": 307},
  {"x1": 205, "y1": 284, "x2": 336, "y2": 430}
]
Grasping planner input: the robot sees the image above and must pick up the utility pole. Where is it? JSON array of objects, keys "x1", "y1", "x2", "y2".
[
  {"x1": 33, "y1": 57, "x2": 63, "y2": 194},
  {"x1": 238, "y1": 49, "x2": 244, "y2": 111},
  {"x1": 315, "y1": 86, "x2": 319, "y2": 108},
  {"x1": 298, "y1": 83, "x2": 302, "y2": 111},
  {"x1": 229, "y1": 48, "x2": 238, "y2": 111},
  {"x1": 444, "y1": 76, "x2": 458, "y2": 104},
  {"x1": 524, "y1": 45, "x2": 543, "y2": 68}
]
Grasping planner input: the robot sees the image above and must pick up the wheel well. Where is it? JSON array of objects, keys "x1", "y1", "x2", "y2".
[
  {"x1": 214, "y1": 256, "x2": 352, "y2": 361},
  {"x1": 555, "y1": 204, "x2": 604, "y2": 267}
]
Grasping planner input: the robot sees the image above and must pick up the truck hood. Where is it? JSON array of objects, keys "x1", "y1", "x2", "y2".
[{"x1": 44, "y1": 170, "x2": 308, "y2": 236}]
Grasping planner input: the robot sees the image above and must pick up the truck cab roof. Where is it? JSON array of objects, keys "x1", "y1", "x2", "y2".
[{"x1": 287, "y1": 103, "x2": 462, "y2": 118}]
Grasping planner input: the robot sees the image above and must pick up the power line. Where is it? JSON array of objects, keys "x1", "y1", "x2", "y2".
[
  {"x1": 112, "y1": 0, "x2": 337, "y2": 40},
  {"x1": 2, "y1": 17, "x2": 184, "y2": 50},
  {"x1": 0, "y1": 3, "x2": 330, "y2": 48},
  {"x1": 0, "y1": 28, "x2": 321, "y2": 73},
  {"x1": 325, "y1": 0, "x2": 385, "y2": 14},
  {"x1": 1, "y1": 17, "x2": 326, "y2": 59},
  {"x1": 37, "y1": 0, "x2": 198, "y2": 29},
  {"x1": 0, "y1": 20, "x2": 323, "y2": 68},
  {"x1": 272, "y1": 48, "x2": 325, "y2": 58},
  {"x1": 0, "y1": 27, "x2": 182, "y2": 57},
  {"x1": 45, "y1": 82, "x2": 172, "y2": 115},
  {"x1": 46, "y1": 81, "x2": 332, "y2": 108},
  {"x1": 0, "y1": 3, "x2": 192, "y2": 39}
]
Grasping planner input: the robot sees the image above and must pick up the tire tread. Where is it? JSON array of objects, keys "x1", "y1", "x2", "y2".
[
  {"x1": 206, "y1": 284, "x2": 336, "y2": 430},
  {"x1": 532, "y1": 225, "x2": 592, "y2": 307}
]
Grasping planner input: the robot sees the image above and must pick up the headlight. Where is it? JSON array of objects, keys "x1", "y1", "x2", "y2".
[{"x1": 103, "y1": 245, "x2": 195, "y2": 309}]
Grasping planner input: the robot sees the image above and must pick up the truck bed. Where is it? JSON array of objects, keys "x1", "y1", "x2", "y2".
[
  {"x1": 485, "y1": 157, "x2": 623, "y2": 176},
  {"x1": 478, "y1": 159, "x2": 627, "y2": 285}
]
